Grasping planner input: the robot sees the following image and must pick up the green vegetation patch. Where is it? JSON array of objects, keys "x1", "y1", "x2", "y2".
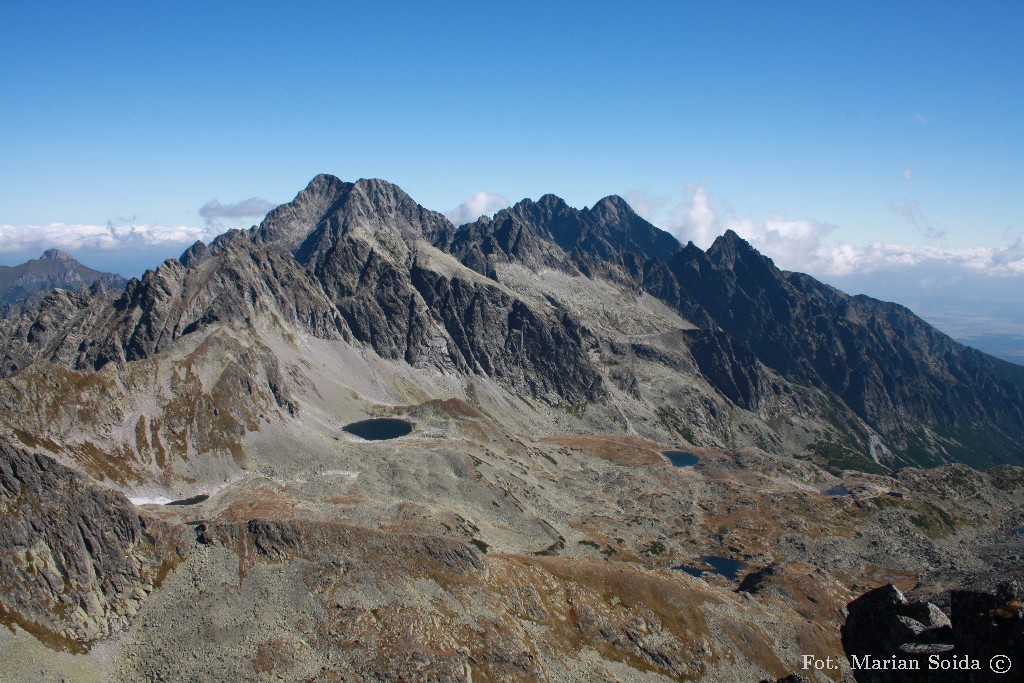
[
  {"x1": 643, "y1": 540, "x2": 666, "y2": 556},
  {"x1": 656, "y1": 406, "x2": 695, "y2": 444},
  {"x1": 871, "y1": 496, "x2": 957, "y2": 538},
  {"x1": 812, "y1": 438, "x2": 887, "y2": 475},
  {"x1": 533, "y1": 536, "x2": 566, "y2": 556}
]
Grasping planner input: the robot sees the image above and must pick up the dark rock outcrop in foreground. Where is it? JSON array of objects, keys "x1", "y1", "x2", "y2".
[
  {"x1": 0, "y1": 439, "x2": 186, "y2": 649},
  {"x1": 842, "y1": 582, "x2": 1023, "y2": 682}
]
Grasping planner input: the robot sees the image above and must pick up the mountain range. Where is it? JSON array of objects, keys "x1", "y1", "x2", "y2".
[
  {"x1": 3, "y1": 174, "x2": 1022, "y2": 471},
  {"x1": 1, "y1": 175, "x2": 1022, "y2": 681}
]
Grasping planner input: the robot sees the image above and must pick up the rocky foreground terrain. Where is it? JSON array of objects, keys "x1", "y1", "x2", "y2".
[{"x1": 1, "y1": 175, "x2": 1022, "y2": 681}]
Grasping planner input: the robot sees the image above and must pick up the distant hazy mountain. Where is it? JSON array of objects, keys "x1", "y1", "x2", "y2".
[{"x1": 0, "y1": 248, "x2": 128, "y2": 308}]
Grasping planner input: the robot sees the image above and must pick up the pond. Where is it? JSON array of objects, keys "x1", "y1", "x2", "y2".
[
  {"x1": 674, "y1": 555, "x2": 746, "y2": 581},
  {"x1": 165, "y1": 494, "x2": 209, "y2": 506},
  {"x1": 825, "y1": 484, "x2": 850, "y2": 497},
  {"x1": 342, "y1": 418, "x2": 413, "y2": 441},
  {"x1": 663, "y1": 450, "x2": 699, "y2": 467}
]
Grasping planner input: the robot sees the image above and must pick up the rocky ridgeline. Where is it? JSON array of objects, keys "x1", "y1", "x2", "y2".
[{"x1": 1, "y1": 174, "x2": 1023, "y2": 467}]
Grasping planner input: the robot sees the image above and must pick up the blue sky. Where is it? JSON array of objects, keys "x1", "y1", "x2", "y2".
[{"x1": 2, "y1": 1, "x2": 1022, "y2": 358}]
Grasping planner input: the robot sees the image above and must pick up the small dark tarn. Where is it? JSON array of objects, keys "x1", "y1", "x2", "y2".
[
  {"x1": 1016, "y1": 529, "x2": 1024, "y2": 536},
  {"x1": 166, "y1": 494, "x2": 209, "y2": 506},
  {"x1": 674, "y1": 556, "x2": 746, "y2": 581},
  {"x1": 663, "y1": 450, "x2": 699, "y2": 467},
  {"x1": 825, "y1": 484, "x2": 850, "y2": 496},
  {"x1": 343, "y1": 418, "x2": 413, "y2": 441}
]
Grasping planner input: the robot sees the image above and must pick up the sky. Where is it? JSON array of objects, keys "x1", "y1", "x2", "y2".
[{"x1": 1, "y1": 2, "x2": 1022, "y2": 356}]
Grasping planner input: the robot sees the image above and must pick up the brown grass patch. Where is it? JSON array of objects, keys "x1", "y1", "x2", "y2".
[
  {"x1": 0, "y1": 600, "x2": 88, "y2": 655},
  {"x1": 422, "y1": 397, "x2": 487, "y2": 420},
  {"x1": 252, "y1": 637, "x2": 305, "y2": 675},
  {"x1": 329, "y1": 495, "x2": 368, "y2": 505},
  {"x1": 540, "y1": 434, "x2": 666, "y2": 466},
  {"x1": 859, "y1": 564, "x2": 918, "y2": 592},
  {"x1": 67, "y1": 440, "x2": 146, "y2": 484},
  {"x1": 222, "y1": 486, "x2": 298, "y2": 522}
]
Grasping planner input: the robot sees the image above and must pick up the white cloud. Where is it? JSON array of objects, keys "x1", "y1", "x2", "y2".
[
  {"x1": 902, "y1": 165, "x2": 916, "y2": 181},
  {"x1": 445, "y1": 191, "x2": 510, "y2": 226},
  {"x1": 644, "y1": 183, "x2": 1024, "y2": 279},
  {"x1": 624, "y1": 189, "x2": 669, "y2": 222},
  {"x1": 199, "y1": 197, "x2": 275, "y2": 227},
  {"x1": 889, "y1": 199, "x2": 946, "y2": 239},
  {"x1": 666, "y1": 181, "x2": 722, "y2": 249},
  {"x1": 809, "y1": 240, "x2": 1024, "y2": 277},
  {"x1": 0, "y1": 222, "x2": 223, "y2": 253}
]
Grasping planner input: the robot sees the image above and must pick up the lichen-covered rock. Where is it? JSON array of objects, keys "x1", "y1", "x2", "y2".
[{"x1": 0, "y1": 439, "x2": 187, "y2": 648}]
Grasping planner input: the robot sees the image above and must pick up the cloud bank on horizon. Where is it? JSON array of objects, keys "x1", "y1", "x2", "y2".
[
  {"x1": 630, "y1": 183, "x2": 1024, "y2": 279},
  {"x1": 0, "y1": 222, "x2": 225, "y2": 253},
  {"x1": 0, "y1": 195, "x2": 277, "y2": 257}
]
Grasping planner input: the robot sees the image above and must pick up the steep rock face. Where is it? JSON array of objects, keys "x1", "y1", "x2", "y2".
[
  {"x1": 85, "y1": 239, "x2": 351, "y2": 370},
  {"x1": 449, "y1": 194, "x2": 584, "y2": 276},
  {"x1": 0, "y1": 282, "x2": 116, "y2": 376},
  {"x1": 254, "y1": 176, "x2": 468, "y2": 369},
  {"x1": 449, "y1": 192, "x2": 681, "y2": 282},
  {"x1": 248, "y1": 175, "x2": 604, "y2": 403},
  {"x1": 412, "y1": 265, "x2": 603, "y2": 402},
  {"x1": 659, "y1": 232, "x2": 1024, "y2": 465},
  {"x1": 0, "y1": 239, "x2": 351, "y2": 378},
  {"x1": 0, "y1": 439, "x2": 185, "y2": 647},
  {"x1": 254, "y1": 175, "x2": 456, "y2": 258}
]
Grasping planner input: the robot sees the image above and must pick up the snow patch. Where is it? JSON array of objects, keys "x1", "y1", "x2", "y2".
[
  {"x1": 322, "y1": 469, "x2": 360, "y2": 479},
  {"x1": 128, "y1": 495, "x2": 173, "y2": 506}
]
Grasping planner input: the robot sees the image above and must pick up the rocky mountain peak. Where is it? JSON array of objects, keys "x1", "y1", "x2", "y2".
[
  {"x1": 536, "y1": 193, "x2": 569, "y2": 209},
  {"x1": 40, "y1": 248, "x2": 77, "y2": 263},
  {"x1": 706, "y1": 229, "x2": 770, "y2": 269},
  {"x1": 253, "y1": 174, "x2": 455, "y2": 261},
  {"x1": 588, "y1": 194, "x2": 633, "y2": 217},
  {"x1": 499, "y1": 194, "x2": 571, "y2": 224}
]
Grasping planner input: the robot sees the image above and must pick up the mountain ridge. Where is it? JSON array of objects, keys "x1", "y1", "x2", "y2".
[{"x1": 1, "y1": 173, "x2": 1022, "y2": 472}]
